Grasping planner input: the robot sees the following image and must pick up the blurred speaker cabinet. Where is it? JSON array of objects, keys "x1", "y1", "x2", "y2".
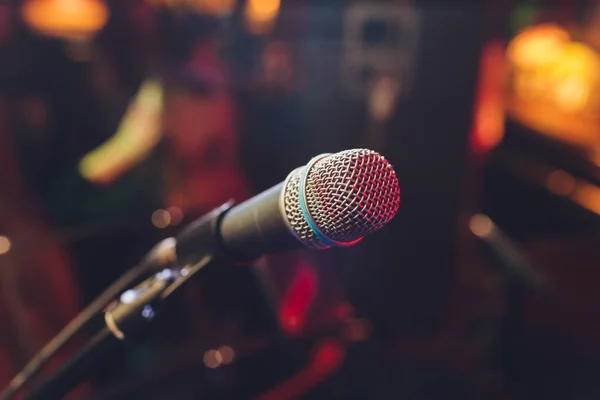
[{"x1": 341, "y1": 3, "x2": 420, "y2": 98}]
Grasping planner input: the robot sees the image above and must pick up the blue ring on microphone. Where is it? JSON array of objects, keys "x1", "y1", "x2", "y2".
[{"x1": 297, "y1": 154, "x2": 341, "y2": 248}]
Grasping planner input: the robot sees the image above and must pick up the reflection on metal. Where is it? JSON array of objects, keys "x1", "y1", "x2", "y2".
[
  {"x1": 202, "y1": 346, "x2": 234, "y2": 368},
  {"x1": 506, "y1": 24, "x2": 600, "y2": 164},
  {"x1": 21, "y1": 0, "x2": 109, "y2": 41}
]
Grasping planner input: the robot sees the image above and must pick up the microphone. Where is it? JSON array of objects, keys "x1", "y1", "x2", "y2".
[
  {"x1": 176, "y1": 149, "x2": 401, "y2": 264},
  {"x1": 2, "y1": 149, "x2": 398, "y2": 400}
]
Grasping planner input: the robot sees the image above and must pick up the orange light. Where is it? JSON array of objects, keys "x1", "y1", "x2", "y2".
[
  {"x1": 151, "y1": 210, "x2": 171, "y2": 228},
  {"x1": 203, "y1": 349, "x2": 221, "y2": 368},
  {"x1": 506, "y1": 24, "x2": 600, "y2": 158},
  {"x1": 0, "y1": 236, "x2": 11, "y2": 255},
  {"x1": 507, "y1": 24, "x2": 569, "y2": 70},
  {"x1": 244, "y1": 0, "x2": 281, "y2": 35},
  {"x1": 217, "y1": 345, "x2": 235, "y2": 365},
  {"x1": 21, "y1": 0, "x2": 109, "y2": 41}
]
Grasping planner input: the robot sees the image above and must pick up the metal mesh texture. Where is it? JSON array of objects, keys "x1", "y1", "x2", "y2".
[{"x1": 282, "y1": 149, "x2": 401, "y2": 249}]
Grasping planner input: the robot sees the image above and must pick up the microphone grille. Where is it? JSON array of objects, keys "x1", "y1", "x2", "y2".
[{"x1": 282, "y1": 149, "x2": 401, "y2": 249}]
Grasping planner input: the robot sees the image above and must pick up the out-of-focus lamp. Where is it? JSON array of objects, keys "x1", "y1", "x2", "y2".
[
  {"x1": 506, "y1": 23, "x2": 600, "y2": 163},
  {"x1": 244, "y1": 0, "x2": 281, "y2": 35},
  {"x1": 21, "y1": 0, "x2": 109, "y2": 41}
]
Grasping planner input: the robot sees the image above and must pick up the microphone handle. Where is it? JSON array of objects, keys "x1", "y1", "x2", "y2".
[{"x1": 176, "y1": 183, "x2": 300, "y2": 264}]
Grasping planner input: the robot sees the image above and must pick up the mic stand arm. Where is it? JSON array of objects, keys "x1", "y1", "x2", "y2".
[{"x1": 21, "y1": 256, "x2": 214, "y2": 400}]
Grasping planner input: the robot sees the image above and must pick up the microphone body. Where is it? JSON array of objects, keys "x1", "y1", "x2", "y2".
[{"x1": 176, "y1": 183, "x2": 297, "y2": 263}]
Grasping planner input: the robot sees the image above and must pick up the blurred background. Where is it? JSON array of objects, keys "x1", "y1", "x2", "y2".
[{"x1": 0, "y1": 0, "x2": 600, "y2": 398}]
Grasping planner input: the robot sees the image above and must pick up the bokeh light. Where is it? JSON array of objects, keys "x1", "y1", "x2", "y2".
[
  {"x1": 21, "y1": 0, "x2": 109, "y2": 41},
  {"x1": 0, "y1": 236, "x2": 11, "y2": 255}
]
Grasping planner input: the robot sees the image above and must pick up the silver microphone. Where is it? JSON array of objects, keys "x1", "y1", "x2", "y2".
[{"x1": 176, "y1": 148, "x2": 401, "y2": 263}]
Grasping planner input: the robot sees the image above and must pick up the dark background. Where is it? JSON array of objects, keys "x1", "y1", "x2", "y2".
[{"x1": 0, "y1": 0, "x2": 599, "y2": 399}]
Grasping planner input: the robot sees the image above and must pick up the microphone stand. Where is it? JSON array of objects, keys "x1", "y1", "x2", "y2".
[
  {"x1": 22, "y1": 256, "x2": 214, "y2": 400},
  {"x1": 20, "y1": 203, "x2": 234, "y2": 400}
]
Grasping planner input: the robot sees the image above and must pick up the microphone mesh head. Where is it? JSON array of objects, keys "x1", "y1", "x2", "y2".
[{"x1": 282, "y1": 149, "x2": 401, "y2": 249}]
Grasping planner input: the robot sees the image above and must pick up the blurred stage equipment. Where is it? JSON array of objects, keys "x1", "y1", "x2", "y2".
[
  {"x1": 3, "y1": 149, "x2": 400, "y2": 400},
  {"x1": 485, "y1": 20, "x2": 600, "y2": 230},
  {"x1": 469, "y1": 214, "x2": 547, "y2": 396},
  {"x1": 342, "y1": 3, "x2": 419, "y2": 98},
  {"x1": 506, "y1": 23, "x2": 600, "y2": 165},
  {"x1": 469, "y1": 214, "x2": 544, "y2": 289},
  {"x1": 20, "y1": 0, "x2": 109, "y2": 41}
]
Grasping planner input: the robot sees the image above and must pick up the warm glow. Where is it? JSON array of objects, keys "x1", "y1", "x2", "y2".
[
  {"x1": 0, "y1": 236, "x2": 11, "y2": 255},
  {"x1": 310, "y1": 339, "x2": 345, "y2": 375},
  {"x1": 21, "y1": 0, "x2": 109, "y2": 41},
  {"x1": 570, "y1": 180, "x2": 600, "y2": 216},
  {"x1": 546, "y1": 170, "x2": 576, "y2": 196},
  {"x1": 507, "y1": 24, "x2": 569, "y2": 70},
  {"x1": 509, "y1": 33, "x2": 600, "y2": 114},
  {"x1": 469, "y1": 214, "x2": 494, "y2": 238},
  {"x1": 247, "y1": 0, "x2": 280, "y2": 19},
  {"x1": 244, "y1": 0, "x2": 281, "y2": 35},
  {"x1": 507, "y1": 24, "x2": 600, "y2": 158},
  {"x1": 167, "y1": 206, "x2": 184, "y2": 226},
  {"x1": 217, "y1": 345, "x2": 235, "y2": 365},
  {"x1": 151, "y1": 209, "x2": 171, "y2": 228},
  {"x1": 79, "y1": 80, "x2": 163, "y2": 184},
  {"x1": 470, "y1": 41, "x2": 506, "y2": 153},
  {"x1": 203, "y1": 349, "x2": 221, "y2": 369}
]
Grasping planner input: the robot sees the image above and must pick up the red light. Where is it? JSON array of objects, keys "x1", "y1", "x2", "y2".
[
  {"x1": 310, "y1": 339, "x2": 345, "y2": 374},
  {"x1": 470, "y1": 40, "x2": 506, "y2": 154},
  {"x1": 278, "y1": 262, "x2": 318, "y2": 334},
  {"x1": 334, "y1": 302, "x2": 354, "y2": 320}
]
